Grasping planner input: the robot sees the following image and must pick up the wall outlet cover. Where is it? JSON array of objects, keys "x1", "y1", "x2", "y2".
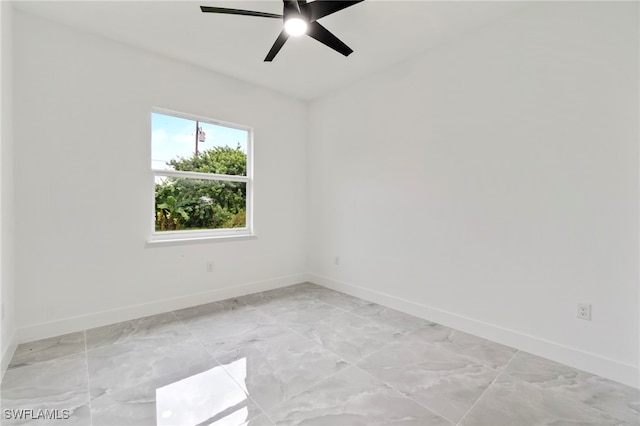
[{"x1": 577, "y1": 303, "x2": 592, "y2": 321}]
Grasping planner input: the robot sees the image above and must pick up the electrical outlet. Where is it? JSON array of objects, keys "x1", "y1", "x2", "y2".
[
  {"x1": 334, "y1": 256, "x2": 340, "y2": 266},
  {"x1": 206, "y1": 261, "x2": 214, "y2": 272},
  {"x1": 577, "y1": 303, "x2": 592, "y2": 321}
]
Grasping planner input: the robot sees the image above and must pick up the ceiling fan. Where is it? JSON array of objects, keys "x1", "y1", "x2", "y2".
[{"x1": 200, "y1": 1, "x2": 364, "y2": 61}]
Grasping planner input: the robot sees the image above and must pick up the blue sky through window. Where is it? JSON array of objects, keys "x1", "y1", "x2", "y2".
[{"x1": 152, "y1": 112, "x2": 248, "y2": 171}]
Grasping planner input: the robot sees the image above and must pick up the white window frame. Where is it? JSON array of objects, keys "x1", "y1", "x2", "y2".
[{"x1": 149, "y1": 108, "x2": 254, "y2": 243}]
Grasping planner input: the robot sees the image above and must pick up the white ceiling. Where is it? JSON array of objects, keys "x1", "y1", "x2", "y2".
[{"x1": 13, "y1": 0, "x2": 529, "y2": 100}]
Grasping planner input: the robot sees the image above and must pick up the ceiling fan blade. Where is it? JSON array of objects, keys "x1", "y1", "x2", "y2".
[
  {"x1": 264, "y1": 31, "x2": 290, "y2": 62},
  {"x1": 306, "y1": 21, "x2": 353, "y2": 57},
  {"x1": 284, "y1": 0, "x2": 301, "y2": 14},
  {"x1": 200, "y1": 6, "x2": 282, "y2": 19},
  {"x1": 306, "y1": 1, "x2": 363, "y2": 22}
]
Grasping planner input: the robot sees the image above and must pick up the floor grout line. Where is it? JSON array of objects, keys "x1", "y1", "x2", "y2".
[
  {"x1": 207, "y1": 333, "x2": 350, "y2": 425},
  {"x1": 251, "y1": 295, "x2": 425, "y2": 372},
  {"x1": 193, "y1": 289, "x2": 364, "y2": 423},
  {"x1": 245, "y1": 290, "x2": 469, "y2": 421},
  {"x1": 349, "y1": 362, "x2": 458, "y2": 425},
  {"x1": 345, "y1": 326, "x2": 518, "y2": 425},
  {"x1": 257, "y1": 362, "x2": 352, "y2": 422},
  {"x1": 497, "y1": 369, "x2": 637, "y2": 425},
  {"x1": 455, "y1": 349, "x2": 519, "y2": 425},
  {"x1": 213, "y1": 358, "x2": 275, "y2": 426},
  {"x1": 255, "y1": 294, "x2": 464, "y2": 423},
  {"x1": 83, "y1": 329, "x2": 93, "y2": 426},
  {"x1": 172, "y1": 303, "x2": 282, "y2": 425}
]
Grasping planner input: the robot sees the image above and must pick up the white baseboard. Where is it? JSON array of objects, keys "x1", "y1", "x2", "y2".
[
  {"x1": 1, "y1": 329, "x2": 18, "y2": 380},
  {"x1": 309, "y1": 274, "x2": 639, "y2": 389},
  {"x1": 15, "y1": 272, "x2": 638, "y2": 389},
  {"x1": 18, "y1": 273, "x2": 310, "y2": 344}
]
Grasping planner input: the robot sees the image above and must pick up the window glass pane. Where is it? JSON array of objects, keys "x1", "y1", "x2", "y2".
[
  {"x1": 155, "y1": 178, "x2": 247, "y2": 232},
  {"x1": 152, "y1": 112, "x2": 248, "y2": 176}
]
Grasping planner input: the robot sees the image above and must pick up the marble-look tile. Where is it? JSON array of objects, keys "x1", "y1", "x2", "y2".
[
  {"x1": 403, "y1": 323, "x2": 516, "y2": 370},
  {"x1": 254, "y1": 297, "x2": 346, "y2": 327},
  {"x1": 2, "y1": 353, "x2": 90, "y2": 426},
  {"x1": 240, "y1": 284, "x2": 356, "y2": 317},
  {"x1": 237, "y1": 286, "x2": 313, "y2": 308},
  {"x1": 504, "y1": 351, "x2": 640, "y2": 424},
  {"x1": 192, "y1": 323, "x2": 293, "y2": 359},
  {"x1": 312, "y1": 290, "x2": 370, "y2": 311},
  {"x1": 85, "y1": 312, "x2": 181, "y2": 350},
  {"x1": 358, "y1": 339, "x2": 498, "y2": 423},
  {"x1": 8, "y1": 331, "x2": 85, "y2": 368},
  {"x1": 242, "y1": 414, "x2": 275, "y2": 425},
  {"x1": 281, "y1": 282, "x2": 370, "y2": 311},
  {"x1": 91, "y1": 386, "x2": 157, "y2": 426},
  {"x1": 285, "y1": 282, "x2": 326, "y2": 293},
  {"x1": 461, "y1": 373, "x2": 631, "y2": 425},
  {"x1": 216, "y1": 330, "x2": 348, "y2": 412},
  {"x1": 266, "y1": 366, "x2": 452, "y2": 425},
  {"x1": 90, "y1": 359, "x2": 215, "y2": 426},
  {"x1": 351, "y1": 302, "x2": 435, "y2": 335},
  {"x1": 292, "y1": 312, "x2": 403, "y2": 363},
  {"x1": 87, "y1": 326, "x2": 211, "y2": 399},
  {"x1": 173, "y1": 298, "x2": 254, "y2": 326},
  {"x1": 0, "y1": 405, "x2": 92, "y2": 426},
  {"x1": 91, "y1": 358, "x2": 264, "y2": 426},
  {"x1": 179, "y1": 304, "x2": 284, "y2": 357}
]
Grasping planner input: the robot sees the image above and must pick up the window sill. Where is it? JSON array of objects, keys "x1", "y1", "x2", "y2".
[{"x1": 145, "y1": 233, "x2": 257, "y2": 247}]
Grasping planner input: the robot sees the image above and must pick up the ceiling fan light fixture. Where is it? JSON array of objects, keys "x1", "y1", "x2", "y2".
[
  {"x1": 200, "y1": 1, "x2": 364, "y2": 61},
  {"x1": 284, "y1": 17, "x2": 307, "y2": 36}
]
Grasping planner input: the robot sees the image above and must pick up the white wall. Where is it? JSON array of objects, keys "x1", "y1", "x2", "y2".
[
  {"x1": 308, "y1": 2, "x2": 639, "y2": 386},
  {"x1": 13, "y1": 10, "x2": 308, "y2": 340},
  {"x1": 0, "y1": 0, "x2": 17, "y2": 376}
]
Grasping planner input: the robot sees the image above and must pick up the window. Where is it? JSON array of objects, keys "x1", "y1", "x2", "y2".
[{"x1": 150, "y1": 109, "x2": 252, "y2": 241}]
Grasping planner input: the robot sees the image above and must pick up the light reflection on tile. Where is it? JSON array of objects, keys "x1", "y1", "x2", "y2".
[
  {"x1": 91, "y1": 358, "x2": 265, "y2": 426},
  {"x1": 90, "y1": 359, "x2": 212, "y2": 426},
  {"x1": 87, "y1": 326, "x2": 210, "y2": 399},
  {"x1": 216, "y1": 331, "x2": 348, "y2": 411},
  {"x1": 156, "y1": 362, "x2": 257, "y2": 426}
]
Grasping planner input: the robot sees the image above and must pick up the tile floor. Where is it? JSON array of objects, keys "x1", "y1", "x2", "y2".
[{"x1": 2, "y1": 282, "x2": 638, "y2": 425}]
